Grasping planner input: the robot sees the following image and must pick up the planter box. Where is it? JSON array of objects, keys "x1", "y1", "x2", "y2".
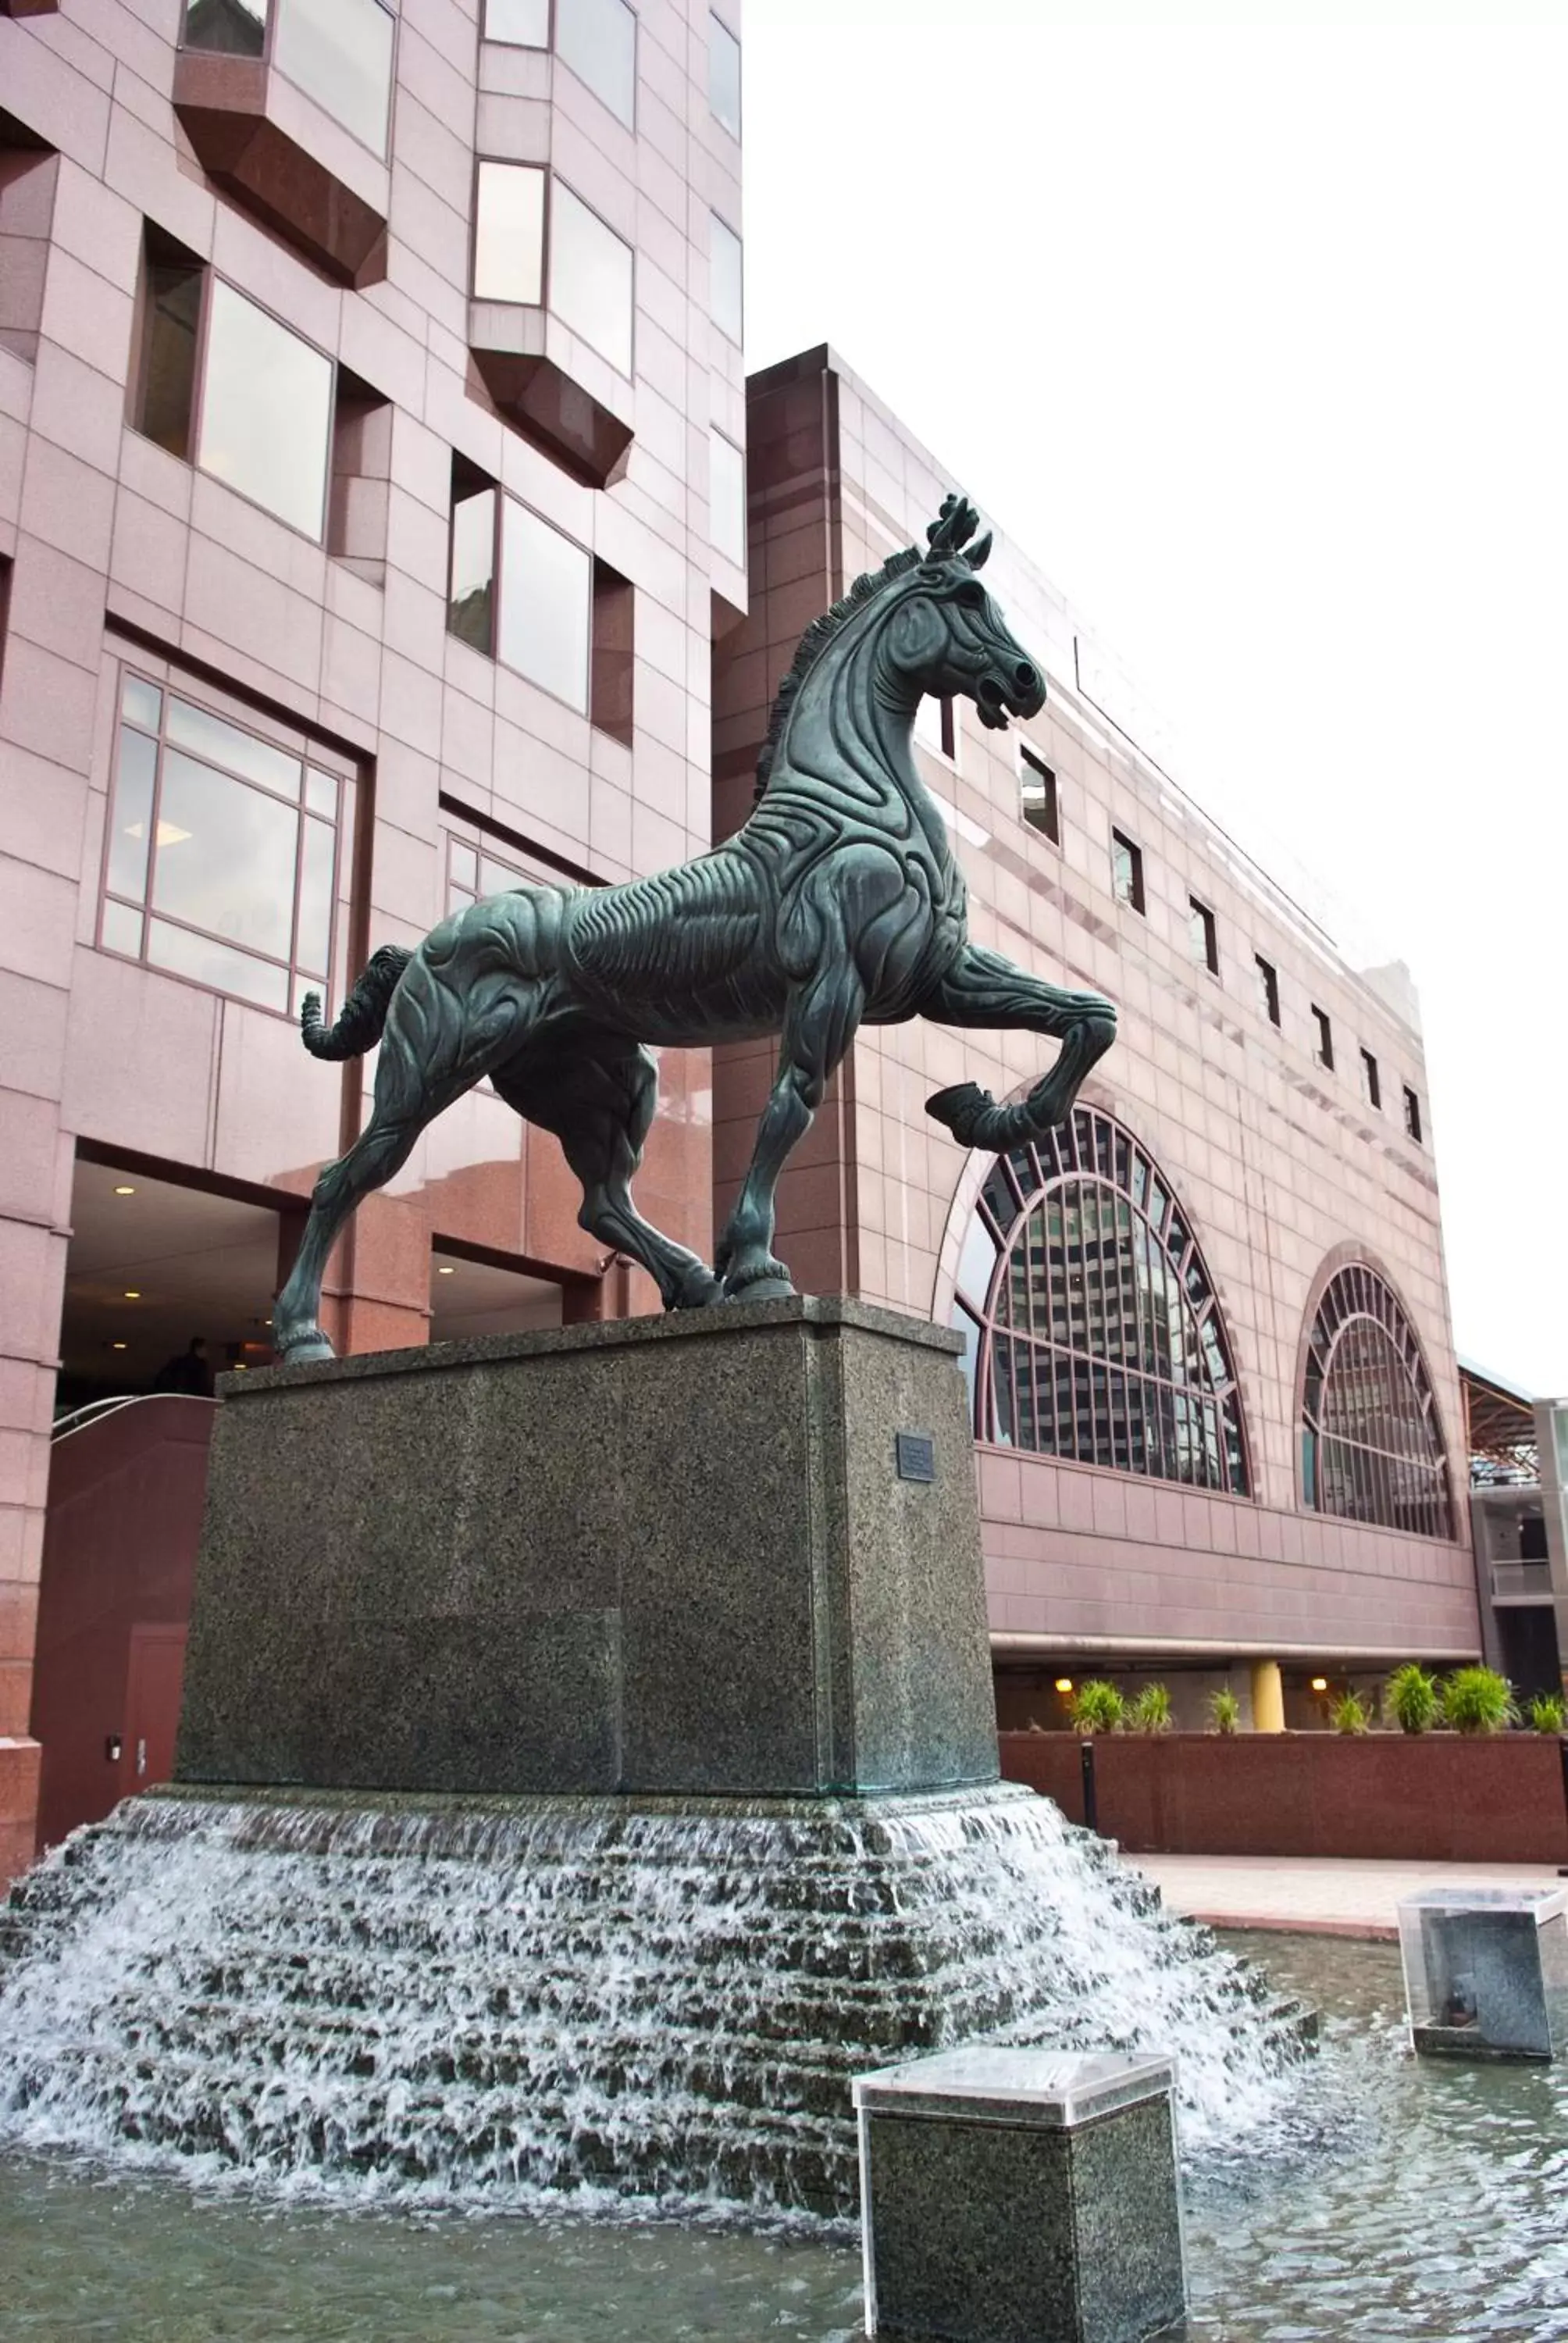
[{"x1": 998, "y1": 1731, "x2": 1568, "y2": 1864}]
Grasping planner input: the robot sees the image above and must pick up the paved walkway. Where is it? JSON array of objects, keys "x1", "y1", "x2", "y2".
[{"x1": 1128, "y1": 1853, "x2": 1567, "y2": 1941}]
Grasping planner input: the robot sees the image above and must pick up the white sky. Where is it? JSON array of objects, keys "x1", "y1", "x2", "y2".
[{"x1": 742, "y1": 1, "x2": 1568, "y2": 1399}]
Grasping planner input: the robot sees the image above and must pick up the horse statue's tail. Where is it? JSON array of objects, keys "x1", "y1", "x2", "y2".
[{"x1": 301, "y1": 944, "x2": 414, "y2": 1061}]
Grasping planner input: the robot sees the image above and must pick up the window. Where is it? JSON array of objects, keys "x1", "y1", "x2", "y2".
[
  {"x1": 1360, "y1": 1047, "x2": 1381, "y2": 1110},
  {"x1": 549, "y1": 181, "x2": 633, "y2": 376},
  {"x1": 326, "y1": 366, "x2": 393, "y2": 583},
  {"x1": 0, "y1": 555, "x2": 11, "y2": 701},
  {"x1": 446, "y1": 463, "x2": 631, "y2": 735},
  {"x1": 950, "y1": 1107, "x2": 1249, "y2": 1493},
  {"x1": 1311, "y1": 1005, "x2": 1334, "y2": 1071},
  {"x1": 709, "y1": 12, "x2": 740, "y2": 136},
  {"x1": 1256, "y1": 954, "x2": 1280, "y2": 1027},
  {"x1": 1189, "y1": 897, "x2": 1218, "y2": 975},
  {"x1": 1300, "y1": 1263, "x2": 1452, "y2": 1537},
  {"x1": 130, "y1": 233, "x2": 337, "y2": 543},
  {"x1": 483, "y1": 0, "x2": 547, "y2": 40},
  {"x1": 101, "y1": 668, "x2": 350, "y2": 1020},
  {"x1": 914, "y1": 693, "x2": 957, "y2": 762},
  {"x1": 711, "y1": 212, "x2": 743, "y2": 345},
  {"x1": 446, "y1": 829, "x2": 558, "y2": 917},
  {"x1": 0, "y1": 112, "x2": 57, "y2": 368},
  {"x1": 1020, "y1": 747, "x2": 1057, "y2": 844},
  {"x1": 1403, "y1": 1085, "x2": 1423, "y2": 1144},
  {"x1": 555, "y1": 0, "x2": 636, "y2": 127},
  {"x1": 473, "y1": 161, "x2": 545, "y2": 305},
  {"x1": 1110, "y1": 829, "x2": 1144, "y2": 913},
  {"x1": 198, "y1": 280, "x2": 333, "y2": 538},
  {"x1": 472, "y1": 166, "x2": 633, "y2": 379},
  {"x1": 501, "y1": 501, "x2": 592, "y2": 711},
  {"x1": 182, "y1": 0, "x2": 395, "y2": 158},
  {"x1": 711, "y1": 429, "x2": 746, "y2": 568}
]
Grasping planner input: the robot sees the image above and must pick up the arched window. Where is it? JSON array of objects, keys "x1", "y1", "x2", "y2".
[
  {"x1": 1300, "y1": 1264, "x2": 1452, "y2": 1538},
  {"x1": 950, "y1": 1108, "x2": 1249, "y2": 1495}
]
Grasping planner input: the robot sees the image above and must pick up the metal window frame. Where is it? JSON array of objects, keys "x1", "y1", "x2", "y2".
[
  {"x1": 470, "y1": 158, "x2": 637, "y2": 381},
  {"x1": 177, "y1": 0, "x2": 401, "y2": 161}
]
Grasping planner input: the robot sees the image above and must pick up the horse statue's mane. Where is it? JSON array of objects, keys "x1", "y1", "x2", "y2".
[{"x1": 752, "y1": 494, "x2": 989, "y2": 801}]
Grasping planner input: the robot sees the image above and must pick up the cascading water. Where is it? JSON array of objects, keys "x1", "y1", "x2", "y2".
[{"x1": 0, "y1": 1781, "x2": 1310, "y2": 2223}]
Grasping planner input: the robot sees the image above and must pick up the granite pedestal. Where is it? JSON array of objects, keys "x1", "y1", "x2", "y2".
[
  {"x1": 1399, "y1": 1884, "x2": 1568, "y2": 2061},
  {"x1": 853, "y1": 2048, "x2": 1187, "y2": 2343},
  {"x1": 175, "y1": 1296, "x2": 998, "y2": 1799}
]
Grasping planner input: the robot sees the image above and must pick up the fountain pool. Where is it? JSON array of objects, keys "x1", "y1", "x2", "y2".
[{"x1": 4, "y1": 1933, "x2": 1567, "y2": 2341}]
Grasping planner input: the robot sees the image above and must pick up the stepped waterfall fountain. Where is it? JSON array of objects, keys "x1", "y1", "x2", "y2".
[{"x1": 1, "y1": 505, "x2": 1311, "y2": 2227}]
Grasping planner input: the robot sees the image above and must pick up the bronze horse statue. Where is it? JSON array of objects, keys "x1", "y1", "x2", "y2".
[{"x1": 273, "y1": 496, "x2": 1117, "y2": 1361}]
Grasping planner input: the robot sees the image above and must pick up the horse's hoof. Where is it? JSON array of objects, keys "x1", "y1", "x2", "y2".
[
  {"x1": 925, "y1": 1081, "x2": 997, "y2": 1146},
  {"x1": 274, "y1": 1331, "x2": 337, "y2": 1367},
  {"x1": 724, "y1": 1257, "x2": 795, "y2": 1303}
]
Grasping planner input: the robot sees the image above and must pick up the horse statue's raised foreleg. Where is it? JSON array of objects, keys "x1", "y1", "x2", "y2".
[
  {"x1": 715, "y1": 966, "x2": 866, "y2": 1300},
  {"x1": 920, "y1": 943, "x2": 1117, "y2": 1150}
]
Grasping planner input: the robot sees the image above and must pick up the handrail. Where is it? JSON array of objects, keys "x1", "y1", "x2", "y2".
[{"x1": 51, "y1": 1393, "x2": 220, "y2": 1443}]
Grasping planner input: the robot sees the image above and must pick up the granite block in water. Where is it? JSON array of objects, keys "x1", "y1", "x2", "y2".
[{"x1": 176, "y1": 1296, "x2": 998, "y2": 1799}]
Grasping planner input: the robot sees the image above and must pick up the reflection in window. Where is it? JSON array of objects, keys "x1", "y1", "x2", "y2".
[
  {"x1": 1111, "y1": 828, "x2": 1144, "y2": 913},
  {"x1": 1256, "y1": 953, "x2": 1280, "y2": 1027},
  {"x1": 556, "y1": 0, "x2": 636, "y2": 127},
  {"x1": 711, "y1": 429, "x2": 745, "y2": 568},
  {"x1": 499, "y1": 501, "x2": 592, "y2": 711},
  {"x1": 473, "y1": 162, "x2": 546, "y2": 305},
  {"x1": 1021, "y1": 746, "x2": 1057, "y2": 843},
  {"x1": 102, "y1": 671, "x2": 345, "y2": 1019},
  {"x1": 183, "y1": 0, "x2": 266, "y2": 55},
  {"x1": 709, "y1": 12, "x2": 740, "y2": 136},
  {"x1": 448, "y1": 465, "x2": 497, "y2": 656},
  {"x1": 549, "y1": 182, "x2": 633, "y2": 376},
  {"x1": 952, "y1": 1107, "x2": 1249, "y2": 1494},
  {"x1": 711, "y1": 213, "x2": 743, "y2": 344},
  {"x1": 483, "y1": 0, "x2": 548, "y2": 40},
  {"x1": 1403, "y1": 1084, "x2": 1423, "y2": 1144},
  {"x1": 1300, "y1": 1264, "x2": 1452, "y2": 1538},
  {"x1": 134, "y1": 233, "x2": 203, "y2": 458},
  {"x1": 196, "y1": 280, "x2": 333, "y2": 538},
  {"x1": 446, "y1": 832, "x2": 554, "y2": 917},
  {"x1": 273, "y1": 0, "x2": 395, "y2": 155},
  {"x1": 1189, "y1": 896, "x2": 1218, "y2": 974}
]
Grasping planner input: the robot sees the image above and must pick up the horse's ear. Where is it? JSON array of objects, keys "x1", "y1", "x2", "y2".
[
  {"x1": 925, "y1": 494, "x2": 979, "y2": 563},
  {"x1": 965, "y1": 531, "x2": 992, "y2": 572}
]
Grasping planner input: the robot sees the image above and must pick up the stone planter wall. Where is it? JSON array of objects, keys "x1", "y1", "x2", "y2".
[{"x1": 999, "y1": 1730, "x2": 1568, "y2": 1864}]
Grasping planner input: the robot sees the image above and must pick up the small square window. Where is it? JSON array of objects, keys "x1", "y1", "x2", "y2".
[
  {"x1": 1256, "y1": 954, "x2": 1280, "y2": 1026},
  {"x1": 1312, "y1": 1006, "x2": 1335, "y2": 1071},
  {"x1": 1360, "y1": 1047, "x2": 1381, "y2": 1110},
  {"x1": 1111, "y1": 829, "x2": 1145, "y2": 914},
  {"x1": 709, "y1": 12, "x2": 741, "y2": 137},
  {"x1": 1189, "y1": 897, "x2": 1218, "y2": 975},
  {"x1": 1403, "y1": 1084, "x2": 1423, "y2": 1143},
  {"x1": 1020, "y1": 746, "x2": 1057, "y2": 844}
]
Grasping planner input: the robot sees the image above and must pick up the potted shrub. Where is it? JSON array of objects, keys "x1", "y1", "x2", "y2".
[
  {"x1": 1528, "y1": 1692, "x2": 1566, "y2": 1734},
  {"x1": 1331, "y1": 1689, "x2": 1370, "y2": 1735},
  {"x1": 1384, "y1": 1662, "x2": 1438, "y2": 1735},
  {"x1": 1128, "y1": 1682, "x2": 1172, "y2": 1734},
  {"x1": 1068, "y1": 1680, "x2": 1124, "y2": 1735},
  {"x1": 1440, "y1": 1666, "x2": 1516, "y2": 1736},
  {"x1": 1207, "y1": 1688, "x2": 1242, "y2": 1736}
]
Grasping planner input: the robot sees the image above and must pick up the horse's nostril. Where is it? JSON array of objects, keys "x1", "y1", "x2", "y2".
[{"x1": 1017, "y1": 664, "x2": 1038, "y2": 690}]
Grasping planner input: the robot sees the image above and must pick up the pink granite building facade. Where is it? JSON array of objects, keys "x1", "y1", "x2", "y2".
[
  {"x1": 0, "y1": 0, "x2": 747, "y2": 1875},
  {"x1": 712, "y1": 348, "x2": 1481, "y2": 1732}
]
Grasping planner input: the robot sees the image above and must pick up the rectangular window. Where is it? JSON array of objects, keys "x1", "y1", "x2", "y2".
[
  {"x1": 326, "y1": 366, "x2": 392, "y2": 583},
  {"x1": 1256, "y1": 953, "x2": 1280, "y2": 1026},
  {"x1": 483, "y1": 0, "x2": 547, "y2": 40},
  {"x1": 272, "y1": 0, "x2": 396, "y2": 156},
  {"x1": 196, "y1": 279, "x2": 333, "y2": 539},
  {"x1": 711, "y1": 428, "x2": 746, "y2": 568},
  {"x1": 709, "y1": 12, "x2": 741, "y2": 136},
  {"x1": 1360, "y1": 1047, "x2": 1381, "y2": 1109},
  {"x1": 555, "y1": 0, "x2": 636, "y2": 127},
  {"x1": 131, "y1": 224, "x2": 203, "y2": 458},
  {"x1": 549, "y1": 180, "x2": 633, "y2": 376},
  {"x1": 711, "y1": 212, "x2": 743, "y2": 345},
  {"x1": 0, "y1": 554, "x2": 11, "y2": 701},
  {"x1": 1312, "y1": 1005, "x2": 1335, "y2": 1070},
  {"x1": 1403, "y1": 1084, "x2": 1423, "y2": 1143},
  {"x1": 1111, "y1": 829, "x2": 1144, "y2": 913},
  {"x1": 473, "y1": 160, "x2": 546, "y2": 305},
  {"x1": 102, "y1": 667, "x2": 349, "y2": 1018},
  {"x1": 0, "y1": 116, "x2": 57, "y2": 369},
  {"x1": 1189, "y1": 897, "x2": 1218, "y2": 975},
  {"x1": 1020, "y1": 746, "x2": 1057, "y2": 843},
  {"x1": 914, "y1": 693, "x2": 957, "y2": 763},
  {"x1": 591, "y1": 558, "x2": 635, "y2": 747},
  {"x1": 499, "y1": 499, "x2": 592, "y2": 712},
  {"x1": 447, "y1": 457, "x2": 497, "y2": 656},
  {"x1": 182, "y1": 0, "x2": 265, "y2": 55}
]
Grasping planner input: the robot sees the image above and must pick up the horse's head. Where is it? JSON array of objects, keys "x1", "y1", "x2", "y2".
[{"x1": 886, "y1": 495, "x2": 1046, "y2": 733}]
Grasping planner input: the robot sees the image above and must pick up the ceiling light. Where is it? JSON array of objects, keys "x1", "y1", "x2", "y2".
[
  {"x1": 123, "y1": 1289, "x2": 141, "y2": 1300},
  {"x1": 1054, "y1": 1677, "x2": 1073, "y2": 1694},
  {"x1": 437, "y1": 1264, "x2": 457, "y2": 1276},
  {"x1": 1310, "y1": 1676, "x2": 1328, "y2": 1692},
  {"x1": 113, "y1": 1184, "x2": 136, "y2": 1196},
  {"x1": 112, "y1": 1341, "x2": 127, "y2": 1352}
]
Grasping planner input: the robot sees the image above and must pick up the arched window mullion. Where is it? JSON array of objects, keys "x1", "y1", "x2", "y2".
[{"x1": 1301, "y1": 1267, "x2": 1450, "y2": 1537}]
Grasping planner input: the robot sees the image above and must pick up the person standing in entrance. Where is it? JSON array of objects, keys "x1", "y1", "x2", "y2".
[{"x1": 153, "y1": 1336, "x2": 214, "y2": 1398}]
